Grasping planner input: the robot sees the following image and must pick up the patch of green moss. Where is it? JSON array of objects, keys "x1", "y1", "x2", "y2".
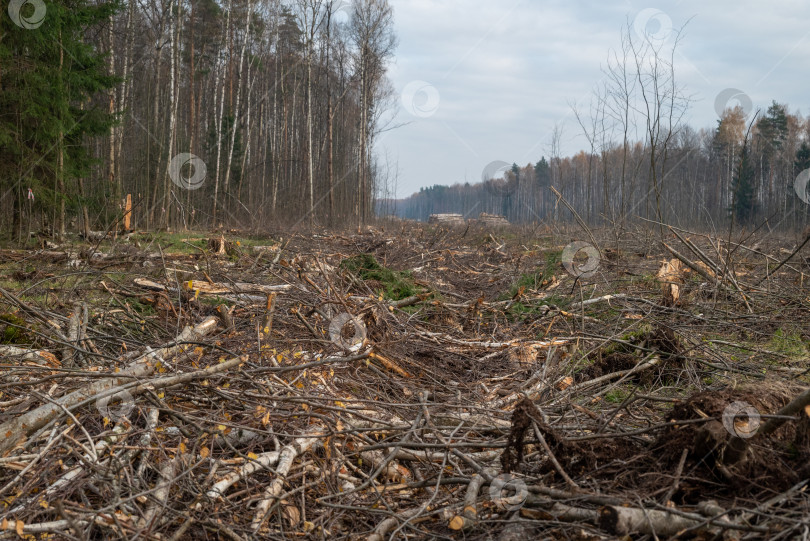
[
  {"x1": 602, "y1": 324, "x2": 654, "y2": 356},
  {"x1": 340, "y1": 254, "x2": 419, "y2": 301},
  {"x1": 767, "y1": 329, "x2": 808, "y2": 360},
  {"x1": 0, "y1": 313, "x2": 31, "y2": 345}
]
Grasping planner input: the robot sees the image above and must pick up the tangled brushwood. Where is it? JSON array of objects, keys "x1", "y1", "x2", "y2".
[{"x1": 0, "y1": 222, "x2": 808, "y2": 540}]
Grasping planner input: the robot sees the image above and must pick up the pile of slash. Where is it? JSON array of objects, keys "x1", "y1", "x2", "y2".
[{"x1": 0, "y1": 222, "x2": 808, "y2": 540}]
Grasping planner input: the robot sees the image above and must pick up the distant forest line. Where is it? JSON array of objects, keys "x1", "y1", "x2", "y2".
[{"x1": 385, "y1": 101, "x2": 810, "y2": 233}]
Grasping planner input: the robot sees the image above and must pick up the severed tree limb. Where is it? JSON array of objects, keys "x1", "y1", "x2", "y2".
[
  {"x1": 597, "y1": 504, "x2": 763, "y2": 536},
  {"x1": 201, "y1": 450, "x2": 281, "y2": 505},
  {"x1": 0, "y1": 345, "x2": 59, "y2": 366},
  {"x1": 366, "y1": 508, "x2": 423, "y2": 541},
  {"x1": 724, "y1": 386, "x2": 810, "y2": 465},
  {"x1": 138, "y1": 455, "x2": 180, "y2": 532},
  {"x1": 260, "y1": 293, "x2": 277, "y2": 340},
  {"x1": 662, "y1": 242, "x2": 722, "y2": 288},
  {"x1": 417, "y1": 331, "x2": 567, "y2": 350},
  {"x1": 0, "y1": 316, "x2": 220, "y2": 457},
  {"x1": 63, "y1": 302, "x2": 82, "y2": 367},
  {"x1": 756, "y1": 386, "x2": 810, "y2": 437},
  {"x1": 568, "y1": 293, "x2": 628, "y2": 311},
  {"x1": 449, "y1": 472, "x2": 489, "y2": 530},
  {"x1": 250, "y1": 426, "x2": 325, "y2": 531}
]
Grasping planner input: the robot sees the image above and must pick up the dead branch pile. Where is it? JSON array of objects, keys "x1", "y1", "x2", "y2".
[{"x1": 0, "y1": 224, "x2": 808, "y2": 540}]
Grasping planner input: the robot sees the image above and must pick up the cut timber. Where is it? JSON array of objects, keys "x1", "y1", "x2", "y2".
[
  {"x1": 187, "y1": 280, "x2": 292, "y2": 295},
  {"x1": 428, "y1": 213, "x2": 465, "y2": 225},
  {"x1": 598, "y1": 504, "x2": 742, "y2": 536},
  {"x1": 656, "y1": 258, "x2": 684, "y2": 306},
  {"x1": 251, "y1": 425, "x2": 325, "y2": 531},
  {"x1": 252, "y1": 245, "x2": 280, "y2": 254},
  {"x1": 475, "y1": 212, "x2": 509, "y2": 226},
  {"x1": 201, "y1": 450, "x2": 281, "y2": 505},
  {"x1": 132, "y1": 278, "x2": 291, "y2": 304}
]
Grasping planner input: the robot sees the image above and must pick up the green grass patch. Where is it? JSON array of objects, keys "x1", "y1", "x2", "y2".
[
  {"x1": 505, "y1": 250, "x2": 563, "y2": 299},
  {"x1": 199, "y1": 296, "x2": 235, "y2": 307},
  {"x1": 604, "y1": 387, "x2": 632, "y2": 404},
  {"x1": 340, "y1": 254, "x2": 419, "y2": 301},
  {"x1": 128, "y1": 299, "x2": 156, "y2": 316}
]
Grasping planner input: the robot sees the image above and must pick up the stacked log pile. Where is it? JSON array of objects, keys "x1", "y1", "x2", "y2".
[
  {"x1": 428, "y1": 213, "x2": 465, "y2": 225},
  {"x1": 475, "y1": 212, "x2": 510, "y2": 226}
]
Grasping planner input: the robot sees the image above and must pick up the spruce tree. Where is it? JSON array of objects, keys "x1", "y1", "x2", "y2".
[
  {"x1": 731, "y1": 138, "x2": 757, "y2": 224},
  {"x1": 0, "y1": 0, "x2": 119, "y2": 240}
]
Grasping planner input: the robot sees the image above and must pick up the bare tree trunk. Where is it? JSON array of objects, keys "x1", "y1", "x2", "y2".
[
  {"x1": 212, "y1": 0, "x2": 233, "y2": 226},
  {"x1": 56, "y1": 28, "x2": 65, "y2": 239},
  {"x1": 164, "y1": 0, "x2": 180, "y2": 229},
  {"x1": 222, "y1": 0, "x2": 253, "y2": 224}
]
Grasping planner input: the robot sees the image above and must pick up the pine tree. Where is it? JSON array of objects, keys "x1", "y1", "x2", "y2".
[{"x1": 795, "y1": 141, "x2": 810, "y2": 173}]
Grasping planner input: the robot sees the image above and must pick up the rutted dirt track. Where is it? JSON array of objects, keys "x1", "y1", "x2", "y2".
[{"x1": 0, "y1": 223, "x2": 808, "y2": 540}]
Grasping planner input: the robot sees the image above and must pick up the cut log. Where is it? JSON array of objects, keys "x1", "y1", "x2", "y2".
[
  {"x1": 449, "y1": 471, "x2": 490, "y2": 530},
  {"x1": 186, "y1": 280, "x2": 292, "y2": 295}
]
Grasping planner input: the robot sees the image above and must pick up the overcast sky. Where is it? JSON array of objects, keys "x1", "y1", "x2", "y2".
[{"x1": 380, "y1": 0, "x2": 810, "y2": 198}]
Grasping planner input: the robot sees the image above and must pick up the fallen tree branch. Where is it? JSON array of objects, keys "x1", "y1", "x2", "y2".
[{"x1": 0, "y1": 316, "x2": 219, "y2": 457}]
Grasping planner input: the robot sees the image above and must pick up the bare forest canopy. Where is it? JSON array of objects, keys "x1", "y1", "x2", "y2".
[
  {"x1": 0, "y1": 0, "x2": 397, "y2": 239},
  {"x1": 387, "y1": 24, "x2": 810, "y2": 233}
]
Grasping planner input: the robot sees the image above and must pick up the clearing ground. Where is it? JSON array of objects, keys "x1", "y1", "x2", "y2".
[{"x1": 0, "y1": 222, "x2": 808, "y2": 540}]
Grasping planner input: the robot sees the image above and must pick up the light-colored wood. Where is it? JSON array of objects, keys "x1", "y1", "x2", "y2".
[{"x1": 123, "y1": 194, "x2": 132, "y2": 231}]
